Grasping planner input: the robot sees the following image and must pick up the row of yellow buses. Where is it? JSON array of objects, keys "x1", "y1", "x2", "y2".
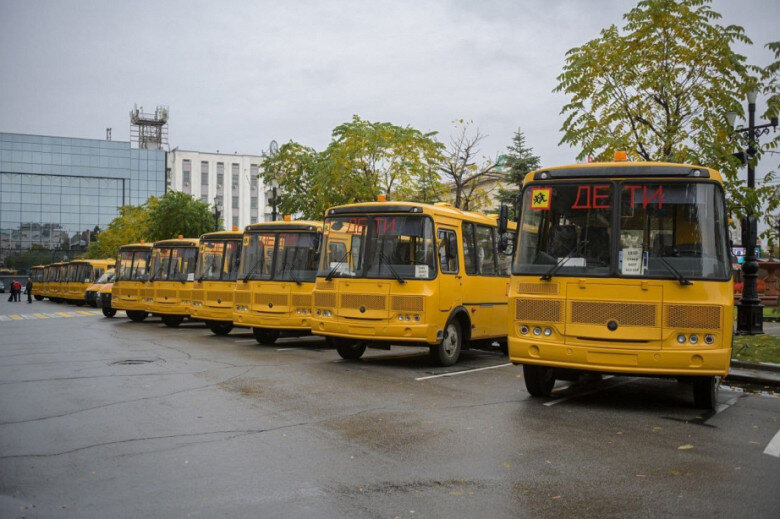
[
  {"x1": 32, "y1": 259, "x2": 115, "y2": 305},
  {"x1": 59, "y1": 158, "x2": 731, "y2": 409}
]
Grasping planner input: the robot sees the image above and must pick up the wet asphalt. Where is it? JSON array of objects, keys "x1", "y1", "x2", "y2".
[{"x1": 0, "y1": 299, "x2": 778, "y2": 518}]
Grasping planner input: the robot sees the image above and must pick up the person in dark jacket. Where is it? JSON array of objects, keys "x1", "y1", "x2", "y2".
[{"x1": 26, "y1": 277, "x2": 33, "y2": 303}]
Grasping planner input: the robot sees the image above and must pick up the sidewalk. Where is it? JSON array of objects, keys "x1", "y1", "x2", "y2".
[{"x1": 728, "y1": 321, "x2": 780, "y2": 387}]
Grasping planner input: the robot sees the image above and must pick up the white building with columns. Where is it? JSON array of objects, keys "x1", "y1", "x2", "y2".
[{"x1": 166, "y1": 149, "x2": 272, "y2": 229}]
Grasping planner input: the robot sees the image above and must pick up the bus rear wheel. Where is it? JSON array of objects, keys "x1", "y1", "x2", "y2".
[
  {"x1": 335, "y1": 339, "x2": 366, "y2": 360},
  {"x1": 253, "y1": 328, "x2": 280, "y2": 345},
  {"x1": 34, "y1": 295, "x2": 44, "y2": 301},
  {"x1": 102, "y1": 308, "x2": 117, "y2": 318},
  {"x1": 692, "y1": 376, "x2": 718, "y2": 410},
  {"x1": 523, "y1": 364, "x2": 556, "y2": 397},
  {"x1": 430, "y1": 321, "x2": 462, "y2": 366},
  {"x1": 209, "y1": 322, "x2": 233, "y2": 336},
  {"x1": 162, "y1": 315, "x2": 184, "y2": 328},
  {"x1": 126, "y1": 310, "x2": 148, "y2": 322}
]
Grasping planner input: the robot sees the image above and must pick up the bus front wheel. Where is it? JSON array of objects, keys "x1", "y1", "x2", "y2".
[
  {"x1": 209, "y1": 322, "x2": 233, "y2": 336},
  {"x1": 523, "y1": 364, "x2": 556, "y2": 397},
  {"x1": 430, "y1": 321, "x2": 462, "y2": 366},
  {"x1": 692, "y1": 376, "x2": 718, "y2": 410},
  {"x1": 34, "y1": 295, "x2": 44, "y2": 301},
  {"x1": 126, "y1": 310, "x2": 148, "y2": 322},
  {"x1": 162, "y1": 315, "x2": 184, "y2": 328},
  {"x1": 335, "y1": 339, "x2": 366, "y2": 360},
  {"x1": 253, "y1": 328, "x2": 280, "y2": 345},
  {"x1": 102, "y1": 308, "x2": 117, "y2": 318}
]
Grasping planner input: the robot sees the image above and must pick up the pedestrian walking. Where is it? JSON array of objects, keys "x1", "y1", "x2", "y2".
[
  {"x1": 26, "y1": 277, "x2": 33, "y2": 303},
  {"x1": 12, "y1": 280, "x2": 22, "y2": 302}
]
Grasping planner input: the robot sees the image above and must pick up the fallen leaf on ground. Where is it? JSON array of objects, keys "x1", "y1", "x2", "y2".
[{"x1": 677, "y1": 444, "x2": 694, "y2": 450}]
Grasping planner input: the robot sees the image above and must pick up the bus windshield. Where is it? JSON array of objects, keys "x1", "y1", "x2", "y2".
[
  {"x1": 95, "y1": 270, "x2": 113, "y2": 284},
  {"x1": 117, "y1": 250, "x2": 151, "y2": 281},
  {"x1": 512, "y1": 181, "x2": 730, "y2": 280},
  {"x1": 150, "y1": 247, "x2": 197, "y2": 281},
  {"x1": 317, "y1": 215, "x2": 436, "y2": 280},
  {"x1": 197, "y1": 240, "x2": 242, "y2": 281},
  {"x1": 239, "y1": 232, "x2": 319, "y2": 282}
]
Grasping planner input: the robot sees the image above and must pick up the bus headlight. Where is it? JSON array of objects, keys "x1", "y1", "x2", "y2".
[
  {"x1": 316, "y1": 309, "x2": 322, "y2": 316},
  {"x1": 689, "y1": 334, "x2": 699, "y2": 344},
  {"x1": 704, "y1": 334, "x2": 714, "y2": 344},
  {"x1": 543, "y1": 327, "x2": 552, "y2": 336},
  {"x1": 324, "y1": 310, "x2": 332, "y2": 317},
  {"x1": 533, "y1": 327, "x2": 542, "y2": 336},
  {"x1": 520, "y1": 325, "x2": 529, "y2": 335},
  {"x1": 677, "y1": 334, "x2": 686, "y2": 344}
]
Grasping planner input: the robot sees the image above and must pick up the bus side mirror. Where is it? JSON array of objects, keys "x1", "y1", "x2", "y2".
[{"x1": 497, "y1": 204, "x2": 509, "y2": 235}]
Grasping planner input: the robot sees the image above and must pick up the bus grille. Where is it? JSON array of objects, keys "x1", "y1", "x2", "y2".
[
  {"x1": 515, "y1": 299, "x2": 562, "y2": 322},
  {"x1": 157, "y1": 289, "x2": 178, "y2": 300},
  {"x1": 666, "y1": 305, "x2": 720, "y2": 330},
  {"x1": 341, "y1": 294, "x2": 387, "y2": 310},
  {"x1": 207, "y1": 291, "x2": 234, "y2": 302},
  {"x1": 234, "y1": 291, "x2": 251, "y2": 305},
  {"x1": 516, "y1": 282, "x2": 559, "y2": 295},
  {"x1": 391, "y1": 295, "x2": 424, "y2": 312},
  {"x1": 570, "y1": 301, "x2": 656, "y2": 327},
  {"x1": 315, "y1": 280, "x2": 335, "y2": 290},
  {"x1": 254, "y1": 293, "x2": 289, "y2": 306},
  {"x1": 314, "y1": 292, "x2": 336, "y2": 307},
  {"x1": 292, "y1": 294, "x2": 312, "y2": 307},
  {"x1": 191, "y1": 290, "x2": 204, "y2": 301}
]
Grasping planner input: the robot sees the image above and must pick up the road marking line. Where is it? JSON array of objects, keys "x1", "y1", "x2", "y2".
[
  {"x1": 56, "y1": 312, "x2": 73, "y2": 318},
  {"x1": 19, "y1": 315, "x2": 34, "y2": 319},
  {"x1": 715, "y1": 395, "x2": 739, "y2": 414},
  {"x1": 33, "y1": 313, "x2": 49, "y2": 319},
  {"x1": 77, "y1": 310, "x2": 94, "y2": 315},
  {"x1": 9, "y1": 315, "x2": 23, "y2": 320},
  {"x1": 276, "y1": 348, "x2": 299, "y2": 351},
  {"x1": 415, "y1": 363, "x2": 513, "y2": 381},
  {"x1": 764, "y1": 429, "x2": 780, "y2": 457},
  {"x1": 45, "y1": 313, "x2": 62, "y2": 318},
  {"x1": 544, "y1": 377, "x2": 635, "y2": 406},
  {"x1": 0, "y1": 315, "x2": 9, "y2": 321}
]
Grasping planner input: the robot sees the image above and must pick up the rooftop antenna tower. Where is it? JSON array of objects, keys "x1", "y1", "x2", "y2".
[{"x1": 130, "y1": 104, "x2": 169, "y2": 150}]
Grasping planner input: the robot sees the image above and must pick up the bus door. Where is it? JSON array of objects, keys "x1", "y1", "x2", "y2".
[{"x1": 437, "y1": 227, "x2": 461, "y2": 311}]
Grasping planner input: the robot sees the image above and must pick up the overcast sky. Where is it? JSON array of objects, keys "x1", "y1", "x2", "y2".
[{"x1": 1, "y1": 0, "x2": 778, "y2": 167}]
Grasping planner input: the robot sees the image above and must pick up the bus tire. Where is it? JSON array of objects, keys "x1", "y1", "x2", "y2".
[
  {"x1": 335, "y1": 339, "x2": 366, "y2": 360},
  {"x1": 126, "y1": 310, "x2": 148, "y2": 322},
  {"x1": 692, "y1": 376, "x2": 718, "y2": 410},
  {"x1": 253, "y1": 328, "x2": 280, "y2": 345},
  {"x1": 34, "y1": 295, "x2": 44, "y2": 301},
  {"x1": 523, "y1": 364, "x2": 555, "y2": 397},
  {"x1": 162, "y1": 315, "x2": 184, "y2": 328},
  {"x1": 209, "y1": 323, "x2": 233, "y2": 336},
  {"x1": 430, "y1": 320, "x2": 462, "y2": 366},
  {"x1": 75, "y1": 301, "x2": 85, "y2": 307},
  {"x1": 102, "y1": 308, "x2": 117, "y2": 318}
]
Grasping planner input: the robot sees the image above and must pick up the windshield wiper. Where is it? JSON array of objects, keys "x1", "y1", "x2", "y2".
[
  {"x1": 655, "y1": 255, "x2": 693, "y2": 286},
  {"x1": 541, "y1": 240, "x2": 588, "y2": 281},
  {"x1": 325, "y1": 250, "x2": 351, "y2": 281},
  {"x1": 376, "y1": 250, "x2": 405, "y2": 284},
  {"x1": 283, "y1": 262, "x2": 303, "y2": 286},
  {"x1": 242, "y1": 259, "x2": 262, "y2": 283}
]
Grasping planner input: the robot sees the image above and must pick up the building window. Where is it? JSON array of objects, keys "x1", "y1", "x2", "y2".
[
  {"x1": 250, "y1": 210, "x2": 258, "y2": 222},
  {"x1": 232, "y1": 195, "x2": 239, "y2": 209},
  {"x1": 200, "y1": 161, "x2": 209, "y2": 191},
  {"x1": 182, "y1": 160, "x2": 191, "y2": 193},
  {"x1": 231, "y1": 163, "x2": 239, "y2": 189},
  {"x1": 216, "y1": 162, "x2": 224, "y2": 188},
  {"x1": 200, "y1": 194, "x2": 208, "y2": 203},
  {"x1": 250, "y1": 196, "x2": 257, "y2": 210},
  {"x1": 232, "y1": 216, "x2": 239, "y2": 228}
]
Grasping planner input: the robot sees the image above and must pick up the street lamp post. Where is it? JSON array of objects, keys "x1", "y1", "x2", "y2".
[
  {"x1": 265, "y1": 178, "x2": 279, "y2": 222},
  {"x1": 726, "y1": 89, "x2": 778, "y2": 335},
  {"x1": 213, "y1": 195, "x2": 223, "y2": 232}
]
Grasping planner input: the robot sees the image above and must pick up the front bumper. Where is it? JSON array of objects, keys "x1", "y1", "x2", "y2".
[
  {"x1": 312, "y1": 318, "x2": 437, "y2": 344},
  {"x1": 146, "y1": 301, "x2": 190, "y2": 316},
  {"x1": 190, "y1": 305, "x2": 233, "y2": 322},
  {"x1": 508, "y1": 337, "x2": 731, "y2": 376},
  {"x1": 113, "y1": 298, "x2": 146, "y2": 311},
  {"x1": 233, "y1": 310, "x2": 312, "y2": 331}
]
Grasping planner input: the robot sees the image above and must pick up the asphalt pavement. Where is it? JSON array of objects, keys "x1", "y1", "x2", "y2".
[{"x1": 1, "y1": 298, "x2": 779, "y2": 518}]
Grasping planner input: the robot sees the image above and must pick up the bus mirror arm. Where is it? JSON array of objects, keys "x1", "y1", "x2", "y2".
[{"x1": 497, "y1": 204, "x2": 509, "y2": 235}]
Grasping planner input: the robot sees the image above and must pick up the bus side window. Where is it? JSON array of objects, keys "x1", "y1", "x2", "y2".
[
  {"x1": 462, "y1": 223, "x2": 477, "y2": 275},
  {"x1": 438, "y1": 229, "x2": 458, "y2": 274},
  {"x1": 475, "y1": 224, "x2": 497, "y2": 276}
]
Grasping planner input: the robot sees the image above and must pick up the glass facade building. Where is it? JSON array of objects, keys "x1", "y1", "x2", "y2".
[{"x1": 0, "y1": 132, "x2": 166, "y2": 264}]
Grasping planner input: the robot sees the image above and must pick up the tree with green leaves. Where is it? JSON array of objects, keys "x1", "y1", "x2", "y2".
[
  {"x1": 146, "y1": 191, "x2": 214, "y2": 241},
  {"x1": 85, "y1": 202, "x2": 155, "y2": 259},
  {"x1": 261, "y1": 115, "x2": 445, "y2": 220},
  {"x1": 497, "y1": 127, "x2": 541, "y2": 219}
]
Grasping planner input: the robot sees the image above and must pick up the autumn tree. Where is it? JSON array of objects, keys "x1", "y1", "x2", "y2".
[
  {"x1": 261, "y1": 115, "x2": 445, "y2": 219},
  {"x1": 439, "y1": 120, "x2": 504, "y2": 211},
  {"x1": 497, "y1": 127, "x2": 541, "y2": 219},
  {"x1": 146, "y1": 191, "x2": 214, "y2": 241},
  {"x1": 85, "y1": 202, "x2": 155, "y2": 259}
]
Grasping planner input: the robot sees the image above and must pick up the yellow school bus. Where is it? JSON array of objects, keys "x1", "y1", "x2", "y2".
[
  {"x1": 47, "y1": 262, "x2": 68, "y2": 302},
  {"x1": 311, "y1": 201, "x2": 516, "y2": 366},
  {"x1": 30, "y1": 265, "x2": 45, "y2": 301},
  {"x1": 144, "y1": 238, "x2": 199, "y2": 327},
  {"x1": 233, "y1": 221, "x2": 323, "y2": 344},
  {"x1": 190, "y1": 231, "x2": 243, "y2": 335},
  {"x1": 62, "y1": 258, "x2": 115, "y2": 305},
  {"x1": 85, "y1": 268, "x2": 115, "y2": 307},
  {"x1": 113, "y1": 243, "x2": 153, "y2": 322},
  {"x1": 507, "y1": 159, "x2": 733, "y2": 409},
  {"x1": 40, "y1": 264, "x2": 55, "y2": 300}
]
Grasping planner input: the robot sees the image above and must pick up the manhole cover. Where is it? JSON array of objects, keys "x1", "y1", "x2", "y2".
[{"x1": 111, "y1": 359, "x2": 154, "y2": 365}]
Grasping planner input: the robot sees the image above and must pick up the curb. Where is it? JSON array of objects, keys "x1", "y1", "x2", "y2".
[
  {"x1": 726, "y1": 367, "x2": 780, "y2": 387},
  {"x1": 730, "y1": 359, "x2": 780, "y2": 373}
]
